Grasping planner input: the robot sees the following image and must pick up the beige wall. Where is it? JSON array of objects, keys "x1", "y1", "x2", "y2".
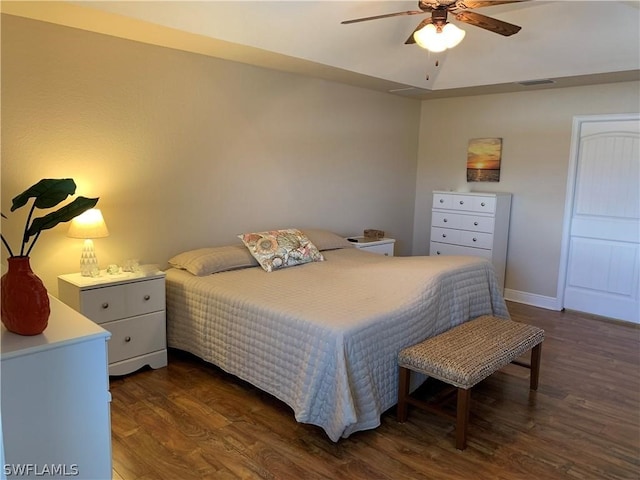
[
  {"x1": 3, "y1": 14, "x2": 639, "y2": 309},
  {"x1": 414, "y1": 81, "x2": 640, "y2": 305},
  {"x1": 1, "y1": 15, "x2": 420, "y2": 295}
]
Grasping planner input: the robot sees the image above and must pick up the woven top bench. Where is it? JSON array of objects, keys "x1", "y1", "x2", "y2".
[
  {"x1": 398, "y1": 315, "x2": 544, "y2": 390},
  {"x1": 396, "y1": 315, "x2": 544, "y2": 450}
]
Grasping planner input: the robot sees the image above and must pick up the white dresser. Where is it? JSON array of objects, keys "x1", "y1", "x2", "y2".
[
  {"x1": 58, "y1": 267, "x2": 167, "y2": 376},
  {"x1": 1, "y1": 296, "x2": 112, "y2": 479},
  {"x1": 430, "y1": 191, "x2": 512, "y2": 290}
]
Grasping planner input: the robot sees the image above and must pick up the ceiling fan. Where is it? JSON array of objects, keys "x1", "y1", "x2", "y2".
[{"x1": 341, "y1": 0, "x2": 526, "y2": 51}]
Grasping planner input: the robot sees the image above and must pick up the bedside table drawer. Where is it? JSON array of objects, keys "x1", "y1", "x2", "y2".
[
  {"x1": 81, "y1": 278, "x2": 165, "y2": 323},
  {"x1": 349, "y1": 237, "x2": 396, "y2": 256},
  {"x1": 360, "y1": 243, "x2": 394, "y2": 256},
  {"x1": 125, "y1": 278, "x2": 165, "y2": 317},
  {"x1": 81, "y1": 287, "x2": 127, "y2": 324},
  {"x1": 105, "y1": 312, "x2": 166, "y2": 364}
]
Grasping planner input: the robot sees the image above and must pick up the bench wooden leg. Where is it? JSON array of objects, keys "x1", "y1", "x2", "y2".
[
  {"x1": 530, "y1": 343, "x2": 542, "y2": 391},
  {"x1": 397, "y1": 367, "x2": 411, "y2": 422},
  {"x1": 456, "y1": 388, "x2": 471, "y2": 450}
]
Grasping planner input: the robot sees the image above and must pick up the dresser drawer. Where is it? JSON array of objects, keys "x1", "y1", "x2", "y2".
[
  {"x1": 104, "y1": 311, "x2": 166, "y2": 364},
  {"x1": 431, "y1": 211, "x2": 462, "y2": 229},
  {"x1": 457, "y1": 231, "x2": 494, "y2": 249},
  {"x1": 434, "y1": 193, "x2": 497, "y2": 214},
  {"x1": 458, "y1": 215, "x2": 494, "y2": 233},
  {"x1": 432, "y1": 212, "x2": 494, "y2": 233},
  {"x1": 433, "y1": 193, "x2": 454, "y2": 209},
  {"x1": 430, "y1": 228, "x2": 493, "y2": 250},
  {"x1": 430, "y1": 241, "x2": 492, "y2": 259},
  {"x1": 449, "y1": 195, "x2": 496, "y2": 213},
  {"x1": 431, "y1": 227, "x2": 461, "y2": 245},
  {"x1": 80, "y1": 278, "x2": 165, "y2": 324}
]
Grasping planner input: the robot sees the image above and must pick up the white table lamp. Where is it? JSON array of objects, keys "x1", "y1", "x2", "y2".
[{"x1": 67, "y1": 208, "x2": 109, "y2": 276}]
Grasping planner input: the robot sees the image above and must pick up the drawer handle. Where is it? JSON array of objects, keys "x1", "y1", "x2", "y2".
[
  {"x1": 439, "y1": 199, "x2": 444, "y2": 203},
  {"x1": 436, "y1": 251, "x2": 441, "y2": 255},
  {"x1": 442, "y1": 234, "x2": 447, "y2": 238},
  {"x1": 481, "y1": 202, "x2": 486, "y2": 207},
  {"x1": 443, "y1": 218, "x2": 448, "y2": 223},
  {"x1": 474, "y1": 222, "x2": 479, "y2": 226},
  {"x1": 472, "y1": 238, "x2": 478, "y2": 242},
  {"x1": 125, "y1": 336, "x2": 131, "y2": 343},
  {"x1": 101, "y1": 302, "x2": 109, "y2": 309},
  {"x1": 144, "y1": 295, "x2": 151, "y2": 301},
  {"x1": 459, "y1": 200, "x2": 464, "y2": 205}
]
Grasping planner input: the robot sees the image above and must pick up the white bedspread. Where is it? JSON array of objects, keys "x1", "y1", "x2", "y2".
[{"x1": 166, "y1": 248, "x2": 508, "y2": 441}]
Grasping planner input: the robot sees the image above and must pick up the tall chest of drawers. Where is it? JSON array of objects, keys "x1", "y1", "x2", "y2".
[{"x1": 430, "y1": 191, "x2": 512, "y2": 291}]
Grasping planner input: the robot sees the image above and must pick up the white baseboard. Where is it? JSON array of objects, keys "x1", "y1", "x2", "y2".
[{"x1": 503, "y1": 288, "x2": 562, "y2": 311}]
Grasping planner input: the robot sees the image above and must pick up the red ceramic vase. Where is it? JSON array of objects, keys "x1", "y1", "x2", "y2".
[{"x1": 1, "y1": 256, "x2": 50, "y2": 335}]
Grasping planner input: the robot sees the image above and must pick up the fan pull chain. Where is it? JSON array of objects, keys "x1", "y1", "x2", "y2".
[{"x1": 426, "y1": 57, "x2": 440, "y2": 81}]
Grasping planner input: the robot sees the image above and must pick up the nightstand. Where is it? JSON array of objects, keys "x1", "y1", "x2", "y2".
[
  {"x1": 348, "y1": 237, "x2": 396, "y2": 256},
  {"x1": 58, "y1": 266, "x2": 167, "y2": 376}
]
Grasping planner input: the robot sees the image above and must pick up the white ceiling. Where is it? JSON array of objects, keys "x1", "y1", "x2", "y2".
[{"x1": 3, "y1": 1, "x2": 640, "y2": 98}]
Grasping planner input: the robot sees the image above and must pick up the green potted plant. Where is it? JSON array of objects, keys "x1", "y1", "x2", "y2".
[{"x1": 1, "y1": 178, "x2": 98, "y2": 335}]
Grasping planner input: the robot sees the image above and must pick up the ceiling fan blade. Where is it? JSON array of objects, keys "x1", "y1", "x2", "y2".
[
  {"x1": 454, "y1": 11, "x2": 522, "y2": 36},
  {"x1": 341, "y1": 10, "x2": 424, "y2": 25},
  {"x1": 405, "y1": 18, "x2": 433, "y2": 45},
  {"x1": 454, "y1": 0, "x2": 528, "y2": 10}
]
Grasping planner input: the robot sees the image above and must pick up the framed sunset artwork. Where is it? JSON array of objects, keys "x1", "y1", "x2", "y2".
[{"x1": 467, "y1": 138, "x2": 502, "y2": 182}]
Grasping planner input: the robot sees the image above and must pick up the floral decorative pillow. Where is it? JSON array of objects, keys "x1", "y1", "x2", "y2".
[{"x1": 238, "y1": 229, "x2": 324, "y2": 272}]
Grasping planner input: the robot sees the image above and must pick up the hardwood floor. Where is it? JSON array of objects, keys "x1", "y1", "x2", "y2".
[{"x1": 110, "y1": 302, "x2": 640, "y2": 480}]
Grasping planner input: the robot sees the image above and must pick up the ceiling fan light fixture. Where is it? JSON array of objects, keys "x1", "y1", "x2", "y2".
[{"x1": 414, "y1": 22, "x2": 465, "y2": 52}]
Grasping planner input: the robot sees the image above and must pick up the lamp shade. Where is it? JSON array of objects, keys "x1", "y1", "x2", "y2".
[
  {"x1": 67, "y1": 208, "x2": 109, "y2": 239},
  {"x1": 442, "y1": 23, "x2": 466, "y2": 48},
  {"x1": 414, "y1": 22, "x2": 466, "y2": 52}
]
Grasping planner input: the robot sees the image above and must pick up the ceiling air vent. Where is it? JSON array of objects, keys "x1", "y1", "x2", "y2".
[{"x1": 517, "y1": 79, "x2": 556, "y2": 87}]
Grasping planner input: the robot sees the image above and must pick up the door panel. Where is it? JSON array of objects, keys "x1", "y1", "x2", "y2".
[{"x1": 567, "y1": 239, "x2": 638, "y2": 295}]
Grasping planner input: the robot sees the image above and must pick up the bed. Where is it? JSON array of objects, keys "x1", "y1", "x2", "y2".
[{"x1": 165, "y1": 229, "x2": 509, "y2": 442}]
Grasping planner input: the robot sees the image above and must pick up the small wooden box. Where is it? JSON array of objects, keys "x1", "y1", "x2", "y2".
[{"x1": 364, "y1": 229, "x2": 385, "y2": 239}]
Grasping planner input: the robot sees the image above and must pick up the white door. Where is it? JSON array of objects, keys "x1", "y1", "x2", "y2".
[{"x1": 560, "y1": 114, "x2": 640, "y2": 323}]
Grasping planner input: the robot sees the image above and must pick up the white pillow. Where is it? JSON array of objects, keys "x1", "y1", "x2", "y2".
[
  {"x1": 302, "y1": 229, "x2": 355, "y2": 251},
  {"x1": 169, "y1": 244, "x2": 258, "y2": 276}
]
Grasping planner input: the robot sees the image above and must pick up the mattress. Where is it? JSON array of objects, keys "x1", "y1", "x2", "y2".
[{"x1": 166, "y1": 248, "x2": 508, "y2": 441}]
